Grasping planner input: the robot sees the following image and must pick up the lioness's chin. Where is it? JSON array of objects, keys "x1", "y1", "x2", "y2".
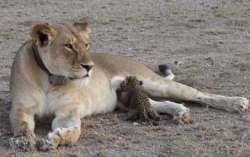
[{"x1": 72, "y1": 77, "x2": 90, "y2": 87}]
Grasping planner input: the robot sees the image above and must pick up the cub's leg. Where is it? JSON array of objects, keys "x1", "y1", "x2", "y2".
[
  {"x1": 149, "y1": 99, "x2": 192, "y2": 123},
  {"x1": 126, "y1": 110, "x2": 139, "y2": 121},
  {"x1": 38, "y1": 109, "x2": 81, "y2": 151},
  {"x1": 9, "y1": 106, "x2": 36, "y2": 151},
  {"x1": 143, "y1": 77, "x2": 249, "y2": 113}
]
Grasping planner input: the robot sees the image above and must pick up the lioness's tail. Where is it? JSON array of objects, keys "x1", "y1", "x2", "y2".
[{"x1": 155, "y1": 64, "x2": 175, "y2": 80}]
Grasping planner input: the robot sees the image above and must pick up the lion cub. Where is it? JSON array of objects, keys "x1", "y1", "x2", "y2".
[{"x1": 118, "y1": 76, "x2": 160, "y2": 122}]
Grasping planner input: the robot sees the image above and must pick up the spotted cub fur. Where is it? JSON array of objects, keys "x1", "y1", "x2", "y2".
[{"x1": 119, "y1": 76, "x2": 160, "y2": 122}]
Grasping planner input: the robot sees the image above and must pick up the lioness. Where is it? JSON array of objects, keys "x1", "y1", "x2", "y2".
[{"x1": 10, "y1": 21, "x2": 249, "y2": 150}]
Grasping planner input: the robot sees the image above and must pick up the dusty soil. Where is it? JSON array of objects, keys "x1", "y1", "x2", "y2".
[{"x1": 0, "y1": 0, "x2": 250, "y2": 156}]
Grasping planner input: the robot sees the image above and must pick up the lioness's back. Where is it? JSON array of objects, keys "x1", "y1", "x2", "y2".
[{"x1": 92, "y1": 53, "x2": 158, "y2": 78}]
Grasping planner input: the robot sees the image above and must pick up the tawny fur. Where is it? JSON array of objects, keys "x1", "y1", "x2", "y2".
[{"x1": 9, "y1": 21, "x2": 249, "y2": 151}]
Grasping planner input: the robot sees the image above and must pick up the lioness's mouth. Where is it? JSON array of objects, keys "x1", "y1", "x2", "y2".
[{"x1": 68, "y1": 74, "x2": 89, "y2": 80}]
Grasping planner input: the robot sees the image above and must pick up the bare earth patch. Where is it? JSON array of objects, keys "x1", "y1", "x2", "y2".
[{"x1": 0, "y1": 0, "x2": 250, "y2": 156}]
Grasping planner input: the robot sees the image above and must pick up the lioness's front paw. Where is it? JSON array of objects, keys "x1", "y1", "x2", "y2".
[
  {"x1": 9, "y1": 136, "x2": 36, "y2": 152},
  {"x1": 36, "y1": 138, "x2": 57, "y2": 151},
  {"x1": 36, "y1": 130, "x2": 62, "y2": 151},
  {"x1": 230, "y1": 97, "x2": 249, "y2": 113}
]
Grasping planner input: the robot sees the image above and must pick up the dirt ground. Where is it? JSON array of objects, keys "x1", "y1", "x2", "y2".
[{"x1": 0, "y1": 0, "x2": 250, "y2": 156}]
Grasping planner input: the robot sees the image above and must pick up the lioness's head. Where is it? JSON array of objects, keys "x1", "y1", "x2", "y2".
[{"x1": 31, "y1": 21, "x2": 93, "y2": 85}]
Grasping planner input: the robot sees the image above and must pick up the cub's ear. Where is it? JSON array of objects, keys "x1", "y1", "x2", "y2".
[
  {"x1": 139, "y1": 81, "x2": 143, "y2": 86},
  {"x1": 73, "y1": 22, "x2": 91, "y2": 39},
  {"x1": 31, "y1": 22, "x2": 57, "y2": 47}
]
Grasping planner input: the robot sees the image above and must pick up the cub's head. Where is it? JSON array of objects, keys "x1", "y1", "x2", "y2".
[
  {"x1": 31, "y1": 21, "x2": 93, "y2": 85},
  {"x1": 120, "y1": 76, "x2": 143, "y2": 92}
]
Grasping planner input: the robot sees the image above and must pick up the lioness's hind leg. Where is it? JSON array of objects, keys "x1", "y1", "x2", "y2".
[
  {"x1": 143, "y1": 77, "x2": 249, "y2": 113},
  {"x1": 198, "y1": 93, "x2": 249, "y2": 113},
  {"x1": 149, "y1": 99, "x2": 192, "y2": 123}
]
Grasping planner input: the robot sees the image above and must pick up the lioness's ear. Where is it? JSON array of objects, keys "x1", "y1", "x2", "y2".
[
  {"x1": 31, "y1": 23, "x2": 57, "y2": 47},
  {"x1": 73, "y1": 22, "x2": 91, "y2": 39}
]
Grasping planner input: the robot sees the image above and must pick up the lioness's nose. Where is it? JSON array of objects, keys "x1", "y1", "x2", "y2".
[{"x1": 81, "y1": 64, "x2": 93, "y2": 72}]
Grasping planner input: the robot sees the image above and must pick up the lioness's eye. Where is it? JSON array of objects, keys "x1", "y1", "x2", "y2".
[{"x1": 64, "y1": 43, "x2": 73, "y2": 50}]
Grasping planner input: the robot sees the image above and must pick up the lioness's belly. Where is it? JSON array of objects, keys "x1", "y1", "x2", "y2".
[
  {"x1": 44, "y1": 81, "x2": 117, "y2": 118},
  {"x1": 79, "y1": 81, "x2": 118, "y2": 118},
  {"x1": 78, "y1": 68, "x2": 118, "y2": 117}
]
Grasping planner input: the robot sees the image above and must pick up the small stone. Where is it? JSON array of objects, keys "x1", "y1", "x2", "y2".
[
  {"x1": 133, "y1": 122, "x2": 139, "y2": 126},
  {"x1": 174, "y1": 60, "x2": 182, "y2": 66}
]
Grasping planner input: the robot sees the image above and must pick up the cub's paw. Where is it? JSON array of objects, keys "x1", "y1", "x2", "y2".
[{"x1": 9, "y1": 136, "x2": 36, "y2": 152}]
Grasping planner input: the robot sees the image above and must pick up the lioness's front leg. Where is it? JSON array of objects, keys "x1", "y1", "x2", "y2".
[
  {"x1": 9, "y1": 106, "x2": 36, "y2": 151},
  {"x1": 38, "y1": 109, "x2": 81, "y2": 150}
]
